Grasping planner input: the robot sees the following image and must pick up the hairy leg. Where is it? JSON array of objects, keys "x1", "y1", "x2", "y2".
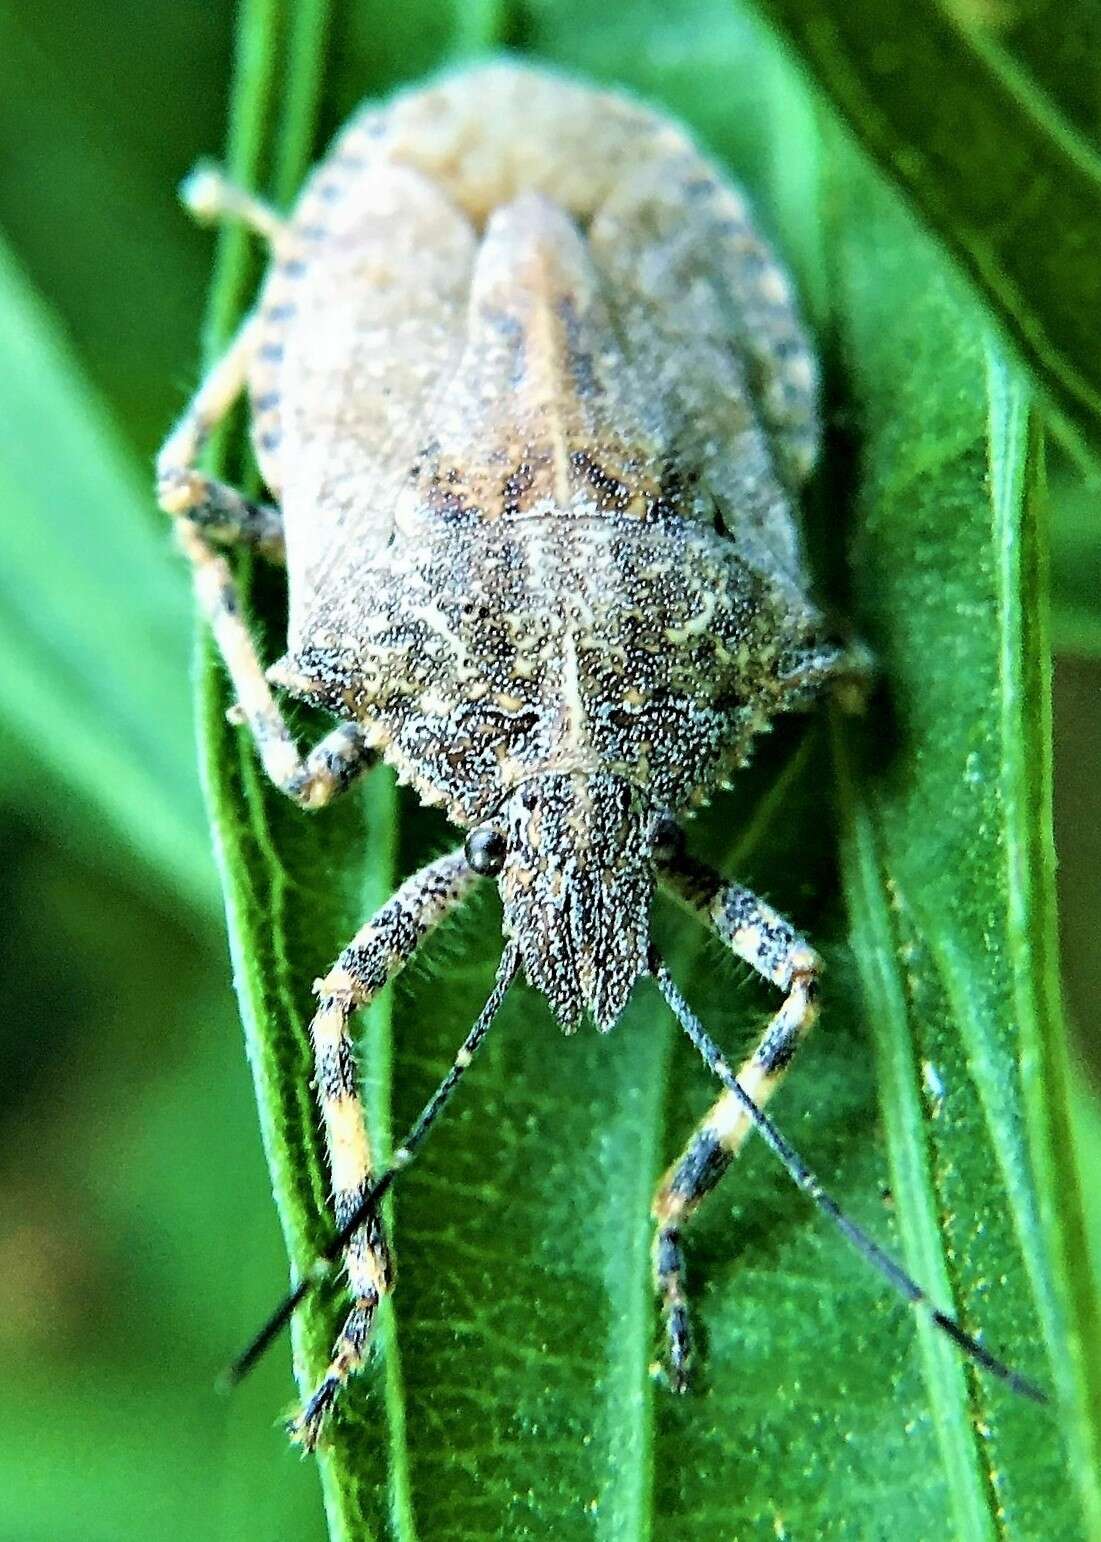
[
  {"x1": 157, "y1": 314, "x2": 375, "y2": 806},
  {"x1": 156, "y1": 312, "x2": 284, "y2": 561},
  {"x1": 291, "y1": 848, "x2": 478, "y2": 1449},
  {"x1": 652, "y1": 852, "x2": 820, "y2": 1389},
  {"x1": 178, "y1": 517, "x2": 375, "y2": 804}
]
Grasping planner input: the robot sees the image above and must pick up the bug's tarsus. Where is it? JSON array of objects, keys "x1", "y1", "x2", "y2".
[
  {"x1": 224, "y1": 946, "x2": 520, "y2": 1417},
  {"x1": 659, "y1": 1260, "x2": 693, "y2": 1394},
  {"x1": 180, "y1": 161, "x2": 288, "y2": 247},
  {"x1": 651, "y1": 954, "x2": 1048, "y2": 1407},
  {"x1": 289, "y1": 1375, "x2": 342, "y2": 1451}
]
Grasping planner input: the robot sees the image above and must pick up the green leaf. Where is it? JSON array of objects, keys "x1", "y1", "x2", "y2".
[
  {"x1": 819, "y1": 140, "x2": 1101, "y2": 1540},
  {"x1": 191, "y1": 3, "x2": 410, "y2": 1535},
  {"x1": 0, "y1": 233, "x2": 214, "y2": 913},
  {"x1": 190, "y1": 3, "x2": 1099, "y2": 1535},
  {"x1": 0, "y1": 5, "x2": 234, "y2": 460},
  {"x1": 1070, "y1": 1062, "x2": 1101, "y2": 1288},
  {"x1": 945, "y1": 0, "x2": 1101, "y2": 159},
  {"x1": 1049, "y1": 462, "x2": 1101, "y2": 657},
  {"x1": 745, "y1": 0, "x2": 1101, "y2": 460}
]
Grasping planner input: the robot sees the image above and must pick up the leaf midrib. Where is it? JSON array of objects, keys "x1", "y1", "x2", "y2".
[
  {"x1": 194, "y1": 4, "x2": 418, "y2": 1536},
  {"x1": 834, "y1": 754, "x2": 999, "y2": 1542}
]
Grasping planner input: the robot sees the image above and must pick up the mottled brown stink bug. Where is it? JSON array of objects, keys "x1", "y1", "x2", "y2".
[{"x1": 157, "y1": 61, "x2": 1043, "y2": 1446}]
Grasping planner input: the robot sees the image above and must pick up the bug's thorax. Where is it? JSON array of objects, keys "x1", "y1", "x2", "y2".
[
  {"x1": 276, "y1": 508, "x2": 842, "y2": 833},
  {"x1": 496, "y1": 770, "x2": 655, "y2": 1031}
]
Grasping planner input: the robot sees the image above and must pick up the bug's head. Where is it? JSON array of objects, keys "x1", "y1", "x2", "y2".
[{"x1": 465, "y1": 771, "x2": 675, "y2": 1032}]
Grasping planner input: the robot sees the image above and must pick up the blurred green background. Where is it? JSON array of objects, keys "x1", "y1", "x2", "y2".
[
  {"x1": 1, "y1": 2, "x2": 1099, "y2": 1539},
  {"x1": 0, "y1": 5, "x2": 331, "y2": 1536}
]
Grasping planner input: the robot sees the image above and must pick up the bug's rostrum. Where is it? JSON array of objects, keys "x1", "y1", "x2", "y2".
[{"x1": 498, "y1": 770, "x2": 654, "y2": 1031}]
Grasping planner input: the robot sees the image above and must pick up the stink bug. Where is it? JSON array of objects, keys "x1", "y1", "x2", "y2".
[{"x1": 157, "y1": 60, "x2": 1043, "y2": 1447}]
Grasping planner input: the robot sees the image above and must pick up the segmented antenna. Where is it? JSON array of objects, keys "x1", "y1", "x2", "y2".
[
  {"x1": 651, "y1": 956, "x2": 1047, "y2": 1405},
  {"x1": 222, "y1": 945, "x2": 520, "y2": 1390}
]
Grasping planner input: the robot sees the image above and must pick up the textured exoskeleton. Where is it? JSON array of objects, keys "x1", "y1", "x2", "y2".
[{"x1": 159, "y1": 61, "x2": 869, "y2": 1447}]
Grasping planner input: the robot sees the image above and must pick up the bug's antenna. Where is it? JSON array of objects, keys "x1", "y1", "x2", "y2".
[
  {"x1": 651, "y1": 956, "x2": 1048, "y2": 1405},
  {"x1": 222, "y1": 944, "x2": 521, "y2": 1391}
]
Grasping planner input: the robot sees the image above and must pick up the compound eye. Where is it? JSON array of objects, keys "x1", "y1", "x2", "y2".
[
  {"x1": 651, "y1": 816, "x2": 683, "y2": 865},
  {"x1": 465, "y1": 824, "x2": 507, "y2": 876}
]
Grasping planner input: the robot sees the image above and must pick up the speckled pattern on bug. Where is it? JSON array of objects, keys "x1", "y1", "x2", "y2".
[{"x1": 158, "y1": 60, "x2": 873, "y2": 1448}]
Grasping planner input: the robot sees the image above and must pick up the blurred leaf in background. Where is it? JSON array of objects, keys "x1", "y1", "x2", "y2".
[
  {"x1": 0, "y1": 2, "x2": 325, "y2": 1536},
  {"x1": 0, "y1": 0, "x2": 1099, "y2": 1539},
  {"x1": 752, "y1": 0, "x2": 1101, "y2": 462}
]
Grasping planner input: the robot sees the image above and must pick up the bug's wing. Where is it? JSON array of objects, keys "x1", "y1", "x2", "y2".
[
  {"x1": 257, "y1": 163, "x2": 477, "y2": 651},
  {"x1": 588, "y1": 159, "x2": 819, "y2": 594}
]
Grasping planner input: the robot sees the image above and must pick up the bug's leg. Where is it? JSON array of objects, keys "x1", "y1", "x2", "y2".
[
  {"x1": 167, "y1": 507, "x2": 371, "y2": 804},
  {"x1": 158, "y1": 214, "x2": 368, "y2": 804},
  {"x1": 156, "y1": 314, "x2": 284, "y2": 561},
  {"x1": 157, "y1": 309, "x2": 366, "y2": 804},
  {"x1": 158, "y1": 163, "x2": 291, "y2": 555},
  {"x1": 157, "y1": 314, "x2": 374, "y2": 805},
  {"x1": 652, "y1": 851, "x2": 821, "y2": 1390},
  {"x1": 180, "y1": 163, "x2": 288, "y2": 246},
  {"x1": 831, "y1": 638, "x2": 876, "y2": 716},
  {"x1": 289, "y1": 849, "x2": 478, "y2": 1450}
]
